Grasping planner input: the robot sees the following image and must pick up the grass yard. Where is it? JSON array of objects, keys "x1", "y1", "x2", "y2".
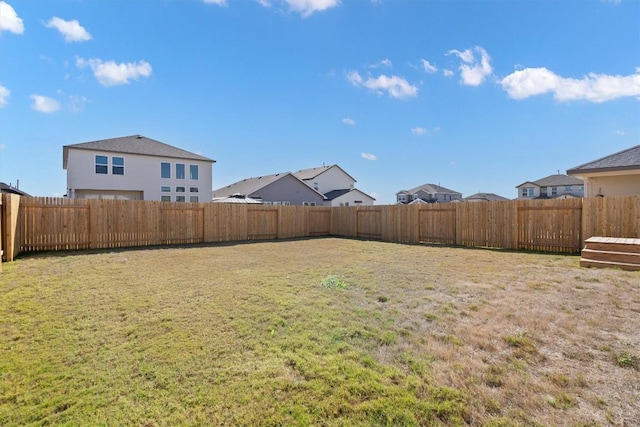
[{"x1": 1, "y1": 238, "x2": 639, "y2": 426}]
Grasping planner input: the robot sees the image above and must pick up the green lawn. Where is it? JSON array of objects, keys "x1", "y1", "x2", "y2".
[{"x1": 1, "y1": 238, "x2": 638, "y2": 426}]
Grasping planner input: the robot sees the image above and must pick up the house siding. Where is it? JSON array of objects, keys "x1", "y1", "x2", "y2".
[
  {"x1": 249, "y1": 174, "x2": 325, "y2": 206},
  {"x1": 327, "y1": 190, "x2": 375, "y2": 207},
  {"x1": 66, "y1": 148, "x2": 213, "y2": 201},
  {"x1": 309, "y1": 167, "x2": 355, "y2": 194}
]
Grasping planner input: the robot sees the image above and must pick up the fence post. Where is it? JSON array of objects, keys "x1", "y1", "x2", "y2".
[{"x1": 3, "y1": 194, "x2": 21, "y2": 261}]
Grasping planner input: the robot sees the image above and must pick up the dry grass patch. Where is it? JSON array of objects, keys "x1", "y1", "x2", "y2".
[{"x1": 1, "y1": 238, "x2": 639, "y2": 426}]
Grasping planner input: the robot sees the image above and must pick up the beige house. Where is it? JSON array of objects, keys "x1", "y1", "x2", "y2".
[
  {"x1": 63, "y1": 135, "x2": 215, "y2": 201},
  {"x1": 396, "y1": 183, "x2": 462, "y2": 204},
  {"x1": 567, "y1": 145, "x2": 640, "y2": 197}
]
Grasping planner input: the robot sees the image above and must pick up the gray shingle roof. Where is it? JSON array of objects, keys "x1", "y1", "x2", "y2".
[
  {"x1": 464, "y1": 192, "x2": 509, "y2": 202},
  {"x1": 533, "y1": 174, "x2": 583, "y2": 187},
  {"x1": 293, "y1": 164, "x2": 356, "y2": 183},
  {"x1": 212, "y1": 172, "x2": 289, "y2": 198},
  {"x1": 397, "y1": 183, "x2": 461, "y2": 195},
  {"x1": 323, "y1": 189, "x2": 352, "y2": 200},
  {"x1": 567, "y1": 145, "x2": 640, "y2": 174},
  {"x1": 63, "y1": 135, "x2": 215, "y2": 165}
]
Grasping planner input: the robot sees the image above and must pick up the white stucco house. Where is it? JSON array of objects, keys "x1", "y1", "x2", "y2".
[
  {"x1": 567, "y1": 145, "x2": 640, "y2": 197},
  {"x1": 293, "y1": 164, "x2": 375, "y2": 206},
  {"x1": 63, "y1": 135, "x2": 215, "y2": 201}
]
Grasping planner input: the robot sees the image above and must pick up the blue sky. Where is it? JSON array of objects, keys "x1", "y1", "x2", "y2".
[{"x1": 1, "y1": 0, "x2": 638, "y2": 203}]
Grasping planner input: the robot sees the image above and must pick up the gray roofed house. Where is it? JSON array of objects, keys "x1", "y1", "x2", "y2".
[
  {"x1": 516, "y1": 173, "x2": 584, "y2": 199},
  {"x1": 293, "y1": 164, "x2": 375, "y2": 206},
  {"x1": 212, "y1": 172, "x2": 325, "y2": 206},
  {"x1": 567, "y1": 145, "x2": 640, "y2": 197},
  {"x1": 396, "y1": 183, "x2": 462, "y2": 204},
  {"x1": 63, "y1": 135, "x2": 215, "y2": 201},
  {"x1": 464, "y1": 192, "x2": 509, "y2": 202}
]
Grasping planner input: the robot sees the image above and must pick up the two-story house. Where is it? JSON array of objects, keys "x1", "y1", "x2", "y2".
[
  {"x1": 63, "y1": 135, "x2": 215, "y2": 201},
  {"x1": 516, "y1": 174, "x2": 583, "y2": 199},
  {"x1": 293, "y1": 164, "x2": 375, "y2": 206},
  {"x1": 396, "y1": 183, "x2": 463, "y2": 204}
]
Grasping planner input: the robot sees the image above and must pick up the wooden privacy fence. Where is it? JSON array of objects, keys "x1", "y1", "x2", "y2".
[{"x1": 1, "y1": 194, "x2": 639, "y2": 261}]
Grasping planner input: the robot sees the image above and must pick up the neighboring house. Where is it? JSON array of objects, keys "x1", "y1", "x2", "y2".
[
  {"x1": 212, "y1": 172, "x2": 325, "y2": 206},
  {"x1": 396, "y1": 183, "x2": 462, "y2": 204},
  {"x1": 293, "y1": 164, "x2": 375, "y2": 206},
  {"x1": 63, "y1": 135, "x2": 215, "y2": 202},
  {"x1": 323, "y1": 188, "x2": 376, "y2": 207},
  {"x1": 0, "y1": 182, "x2": 30, "y2": 196},
  {"x1": 567, "y1": 145, "x2": 640, "y2": 197},
  {"x1": 515, "y1": 174, "x2": 584, "y2": 199},
  {"x1": 464, "y1": 192, "x2": 509, "y2": 202}
]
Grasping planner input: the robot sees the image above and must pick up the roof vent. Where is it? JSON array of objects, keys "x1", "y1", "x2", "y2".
[{"x1": 136, "y1": 135, "x2": 143, "y2": 139}]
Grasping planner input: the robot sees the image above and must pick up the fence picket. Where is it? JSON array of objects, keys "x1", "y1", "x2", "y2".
[{"x1": 2, "y1": 195, "x2": 639, "y2": 261}]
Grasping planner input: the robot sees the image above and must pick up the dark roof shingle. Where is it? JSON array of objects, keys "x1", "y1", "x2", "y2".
[{"x1": 567, "y1": 145, "x2": 640, "y2": 174}]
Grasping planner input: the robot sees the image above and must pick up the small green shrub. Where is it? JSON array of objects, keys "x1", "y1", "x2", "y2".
[
  {"x1": 615, "y1": 350, "x2": 639, "y2": 370},
  {"x1": 319, "y1": 275, "x2": 349, "y2": 289}
]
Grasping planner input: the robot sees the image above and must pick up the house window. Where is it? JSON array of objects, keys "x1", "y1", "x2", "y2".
[
  {"x1": 190, "y1": 187, "x2": 198, "y2": 193},
  {"x1": 161, "y1": 195, "x2": 171, "y2": 202},
  {"x1": 176, "y1": 186, "x2": 185, "y2": 193},
  {"x1": 112, "y1": 157, "x2": 124, "y2": 175},
  {"x1": 540, "y1": 187, "x2": 547, "y2": 196},
  {"x1": 176, "y1": 163, "x2": 185, "y2": 180},
  {"x1": 565, "y1": 186, "x2": 572, "y2": 191},
  {"x1": 302, "y1": 201, "x2": 316, "y2": 206},
  {"x1": 521, "y1": 187, "x2": 535, "y2": 197},
  {"x1": 161, "y1": 162, "x2": 171, "y2": 179},
  {"x1": 190, "y1": 165, "x2": 199, "y2": 180},
  {"x1": 313, "y1": 182, "x2": 318, "y2": 190},
  {"x1": 354, "y1": 200, "x2": 362, "y2": 204},
  {"x1": 161, "y1": 186, "x2": 171, "y2": 192},
  {"x1": 176, "y1": 195, "x2": 186, "y2": 202},
  {"x1": 95, "y1": 155, "x2": 108, "y2": 174},
  {"x1": 579, "y1": 185, "x2": 584, "y2": 191},
  {"x1": 189, "y1": 196, "x2": 199, "y2": 203},
  {"x1": 551, "y1": 187, "x2": 558, "y2": 196}
]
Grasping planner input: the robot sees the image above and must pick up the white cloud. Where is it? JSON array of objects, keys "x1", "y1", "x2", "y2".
[
  {"x1": 370, "y1": 58, "x2": 392, "y2": 68},
  {"x1": 0, "y1": 84, "x2": 10, "y2": 107},
  {"x1": 361, "y1": 152, "x2": 378, "y2": 161},
  {"x1": 342, "y1": 118, "x2": 355, "y2": 125},
  {"x1": 615, "y1": 130, "x2": 627, "y2": 136},
  {"x1": 285, "y1": 0, "x2": 340, "y2": 17},
  {"x1": 76, "y1": 57, "x2": 153, "y2": 86},
  {"x1": 347, "y1": 71, "x2": 418, "y2": 99},
  {"x1": 447, "y1": 46, "x2": 493, "y2": 86},
  {"x1": 45, "y1": 17, "x2": 92, "y2": 42},
  {"x1": 203, "y1": 0, "x2": 228, "y2": 5},
  {"x1": 0, "y1": 2, "x2": 24, "y2": 34},
  {"x1": 443, "y1": 69, "x2": 454, "y2": 77},
  {"x1": 421, "y1": 59, "x2": 438, "y2": 74},
  {"x1": 411, "y1": 127, "x2": 427, "y2": 135},
  {"x1": 31, "y1": 95, "x2": 61, "y2": 113},
  {"x1": 501, "y1": 67, "x2": 640, "y2": 103},
  {"x1": 601, "y1": 0, "x2": 621, "y2": 5}
]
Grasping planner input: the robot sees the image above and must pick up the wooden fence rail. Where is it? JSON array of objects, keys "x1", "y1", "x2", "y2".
[{"x1": 2, "y1": 195, "x2": 639, "y2": 262}]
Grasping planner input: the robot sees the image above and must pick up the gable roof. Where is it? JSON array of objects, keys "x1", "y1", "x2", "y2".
[
  {"x1": 516, "y1": 174, "x2": 583, "y2": 188},
  {"x1": 63, "y1": 135, "x2": 215, "y2": 169},
  {"x1": 397, "y1": 183, "x2": 461, "y2": 196},
  {"x1": 293, "y1": 164, "x2": 356, "y2": 182},
  {"x1": 567, "y1": 145, "x2": 640, "y2": 175},
  {"x1": 464, "y1": 192, "x2": 509, "y2": 202},
  {"x1": 324, "y1": 188, "x2": 376, "y2": 201},
  {"x1": 213, "y1": 172, "x2": 326, "y2": 199}
]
